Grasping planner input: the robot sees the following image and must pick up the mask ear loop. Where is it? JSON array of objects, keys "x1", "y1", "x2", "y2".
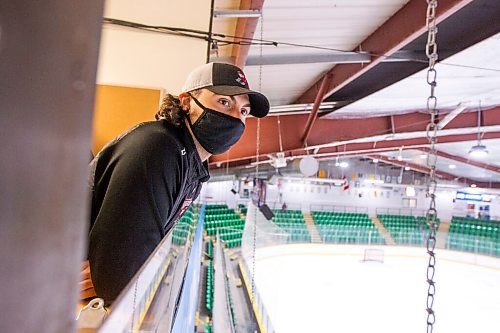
[
  {"x1": 182, "y1": 93, "x2": 194, "y2": 125},
  {"x1": 187, "y1": 92, "x2": 207, "y2": 111}
]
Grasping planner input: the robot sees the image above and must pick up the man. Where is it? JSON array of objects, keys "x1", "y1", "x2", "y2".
[{"x1": 81, "y1": 62, "x2": 269, "y2": 302}]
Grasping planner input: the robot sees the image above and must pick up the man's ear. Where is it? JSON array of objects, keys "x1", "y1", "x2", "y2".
[{"x1": 178, "y1": 92, "x2": 191, "y2": 111}]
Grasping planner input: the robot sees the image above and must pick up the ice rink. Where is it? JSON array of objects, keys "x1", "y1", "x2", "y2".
[{"x1": 250, "y1": 244, "x2": 500, "y2": 333}]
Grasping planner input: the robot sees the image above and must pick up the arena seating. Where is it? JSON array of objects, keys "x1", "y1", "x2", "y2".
[
  {"x1": 377, "y1": 214, "x2": 439, "y2": 246},
  {"x1": 312, "y1": 211, "x2": 384, "y2": 244},
  {"x1": 238, "y1": 203, "x2": 247, "y2": 215},
  {"x1": 448, "y1": 216, "x2": 500, "y2": 256},
  {"x1": 204, "y1": 204, "x2": 245, "y2": 248},
  {"x1": 272, "y1": 209, "x2": 311, "y2": 242},
  {"x1": 206, "y1": 257, "x2": 213, "y2": 312},
  {"x1": 172, "y1": 206, "x2": 199, "y2": 245}
]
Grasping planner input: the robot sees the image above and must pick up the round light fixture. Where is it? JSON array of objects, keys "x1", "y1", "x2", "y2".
[
  {"x1": 299, "y1": 156, "x2": 319, "y2": 176},
  {"x1": 468, "y1": 144, "x2": 488, "y2": 158}
]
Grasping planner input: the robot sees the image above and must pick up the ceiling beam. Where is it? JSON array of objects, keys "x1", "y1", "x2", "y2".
[
  {"x1": 301, "y1": 74, "x2": 332, "y2": 146},
  {"x1": 368, "y1": 154, "x2": 457, "y2": 181},
  {"x1": 417, "y1": 147, "x2": 500, "y2": 173},
  {"x1": 231, "y1": 0, "x2": 265, "y2": 68},
  {"x1": 210, "y1": 107, "x2": 500, "y2": 165},
  {"x1": 294, "y1": 0, "x2": 474, "y2": 105},
  {"x1": 237, "y1": 50, "x2": 427, "y2": 66},
  {"x1": 213, "y1": 50, "x2": 426, "y2": 66},
  {"x1": 368, "y1": 154, "x2": 500, "y2": 189},
  {"x1": 437, "y1": 104, "x2": 467, "y2": 129},
  {"x1": 213, "y1": 129, "x2": 500, "y2": 167}
]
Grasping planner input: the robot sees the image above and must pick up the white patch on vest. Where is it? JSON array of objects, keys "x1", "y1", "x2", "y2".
[
  {"x1": 178, "y1": 197, "x2": 193, "y2": 219},
  {"x1": 181, "y1": 148, "x2": 186, "y2": 156}
]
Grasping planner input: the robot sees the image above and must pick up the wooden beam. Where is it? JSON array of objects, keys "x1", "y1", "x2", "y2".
[{"x1": 231, "y1": 0, "x2": 265, "y2": 68}]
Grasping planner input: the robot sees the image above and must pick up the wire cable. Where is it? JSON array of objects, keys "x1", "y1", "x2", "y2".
[{"x1": 103, "y1": 17, "x2": 500, "y2": 73}]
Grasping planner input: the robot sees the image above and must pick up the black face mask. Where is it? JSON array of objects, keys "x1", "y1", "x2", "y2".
[{"x1": 186, "y1": 94, "x2": 245, "y2": 155}]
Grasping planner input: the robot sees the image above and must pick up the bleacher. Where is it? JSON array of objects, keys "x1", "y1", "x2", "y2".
[
  {"x1": 272, "y1": 209, "x2": 311, "y2": 242},
  {"x1": 206, "y1": 256, "x2": 213, "y2": 311},
  {"x1": 312, "y1": 211, "x2": 385, "y2": 244},
  {"x1": 238, "y1": 203, "x2": 247, "y2": 215},
  {"x1": 204, "y1": 204, "x2": 245, "y2": 248},
  {"x1": 377, "y1": 214, "x2": 440, "y2": 246},
  {"x1": 172, "y1": 205, "x2": 199, "y2": 245},
  {"x1": 448, "y1": 216, "x2": 500, "y2": 256}
]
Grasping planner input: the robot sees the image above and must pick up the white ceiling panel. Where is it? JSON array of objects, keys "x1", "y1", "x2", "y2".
[
  {"x1": 242, "y1": 0, "x2": 411, "y2": 105},
  {"x1": 244, "y1": 63, "x2": 336, "y2": 105},
  {"x1": 328, "y1": 33, "x2": 500, "y2": 118}
]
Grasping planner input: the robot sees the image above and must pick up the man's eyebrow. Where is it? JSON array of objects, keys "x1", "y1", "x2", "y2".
[{"x1": 229, "y1": 96, "x2": 251, "y2": 108}]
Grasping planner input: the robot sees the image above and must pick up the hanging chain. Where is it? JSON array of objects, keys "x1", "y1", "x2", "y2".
[
  {"x1": 277, "y1": 115, "x2": 284, "y2": 152},
  {"x1": 424, "y1": 1, "x2": 439, "y2": 332},
  {"x1": 251, "y1": 6, "x2": 264, "y2": 300}
]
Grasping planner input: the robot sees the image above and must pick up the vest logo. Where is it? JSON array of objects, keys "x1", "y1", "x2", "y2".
[{"x1": 181, "y1": 148, "x2": 186, "y2": 156}]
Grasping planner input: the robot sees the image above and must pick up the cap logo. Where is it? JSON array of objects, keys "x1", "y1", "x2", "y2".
[{"x1": 236, "y1": 70, "x2": 247, "y2": 86}]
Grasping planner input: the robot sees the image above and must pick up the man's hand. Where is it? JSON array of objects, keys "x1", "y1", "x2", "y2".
[{"x1": 80, "y1": 260, "x2": 97, "y2": 300}]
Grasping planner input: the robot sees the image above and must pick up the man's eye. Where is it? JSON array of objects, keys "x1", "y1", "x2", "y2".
[
  {"x1": 241, "y1": 109, "x2": 249, "y2": 117},
  {"x1": 218, "y1": 99, "x2": 230, "y2": 107}
]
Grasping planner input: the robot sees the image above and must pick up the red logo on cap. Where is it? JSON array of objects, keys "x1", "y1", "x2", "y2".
[{"x1": 236, "y1": 70, "x2": 247, "y2": 86}]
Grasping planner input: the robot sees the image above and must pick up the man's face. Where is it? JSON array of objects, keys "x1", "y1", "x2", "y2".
[{"x1": 185, "y1": 89, "x2": 251, "y2": 125}]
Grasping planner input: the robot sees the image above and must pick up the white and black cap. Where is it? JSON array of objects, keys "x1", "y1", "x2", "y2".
[{"x1": 182, "y1": 62, "x2": 270, "y2": 118}]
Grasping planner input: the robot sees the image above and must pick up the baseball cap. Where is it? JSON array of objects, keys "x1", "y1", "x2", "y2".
[{"x1": 182, "y1": 62, "x2": 270, "y2": 118}]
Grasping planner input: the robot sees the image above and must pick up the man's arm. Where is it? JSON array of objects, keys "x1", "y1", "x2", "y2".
[{"x1": 88, "y1": 131, "x2": 184, "y2": 303}]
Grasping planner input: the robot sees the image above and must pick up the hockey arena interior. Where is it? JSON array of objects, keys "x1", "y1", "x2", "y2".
[{"x1": 2, "y1": 1, "x2": 500, "y2": 333}]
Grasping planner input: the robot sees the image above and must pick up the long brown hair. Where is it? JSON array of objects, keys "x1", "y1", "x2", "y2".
[{"x1": 155, "y1": 89, "x2": 201, "y2": 127}]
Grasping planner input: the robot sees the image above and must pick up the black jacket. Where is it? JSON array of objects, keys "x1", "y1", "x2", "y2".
[{"x1": 88, "y1": 120, "x2": 209, "y2": 302}]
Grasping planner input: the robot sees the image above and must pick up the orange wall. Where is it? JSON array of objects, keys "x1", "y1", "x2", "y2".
[{"x1": 92, "y1": 85, "x2": 162, "y2": 154}]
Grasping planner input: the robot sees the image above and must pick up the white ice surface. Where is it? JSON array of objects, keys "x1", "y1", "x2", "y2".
[{"x1": 252, "y1": 244, "x2": 500, "y2": 333}]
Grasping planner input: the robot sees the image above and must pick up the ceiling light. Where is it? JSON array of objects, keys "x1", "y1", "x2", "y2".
[
  {"x1": 419, "y1": 154, "x2": 427, "y2": 159},
  {"x1": 469, "y1": 103, "x2": 488, "y2": 158},
  {"x1": 339, "y1": 161, "x2": 349, "y2": 168},
  {"x1": 373, "y1": 159, "x2": 379, "y2": 163},
  {"x1": 468, "y1": 144, "x2": 488, "y2": 158},
  {"x1": 448, "y1": 164, "x2": 456, "y2": 169},
  {"x1": 404, "y1": 166, "x2": 410, "y2": 171},
  {"x1": 398, "y1": 156, "x2": 404, "y2": 161},
  {"x1": 470, "y1": 184, "x2": 477, "y2": 188}
]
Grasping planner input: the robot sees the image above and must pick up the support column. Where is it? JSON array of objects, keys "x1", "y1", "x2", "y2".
[{"x1": 0, "y1": 1, "x2": 104, "y2": 332}]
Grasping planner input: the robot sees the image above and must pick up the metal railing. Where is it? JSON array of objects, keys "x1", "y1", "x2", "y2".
[
  {"x1": 376, "y1": 207, "x2": 428, "y2": 217},
  {"x1": 96, "y1": 205, "x2": 203, "y2": 333},
  {"x1": 311, "y1": 204, "x2": 369, "y2": 213}
]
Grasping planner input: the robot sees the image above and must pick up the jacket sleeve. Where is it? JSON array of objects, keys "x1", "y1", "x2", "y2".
[{"x1": 88, "y1": 131, "x2": 184, "y2": 303}]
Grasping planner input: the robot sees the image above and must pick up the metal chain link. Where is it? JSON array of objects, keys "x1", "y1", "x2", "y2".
[{"x1": 424, "y1": 1, "x2": 439, "y2": 332}]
